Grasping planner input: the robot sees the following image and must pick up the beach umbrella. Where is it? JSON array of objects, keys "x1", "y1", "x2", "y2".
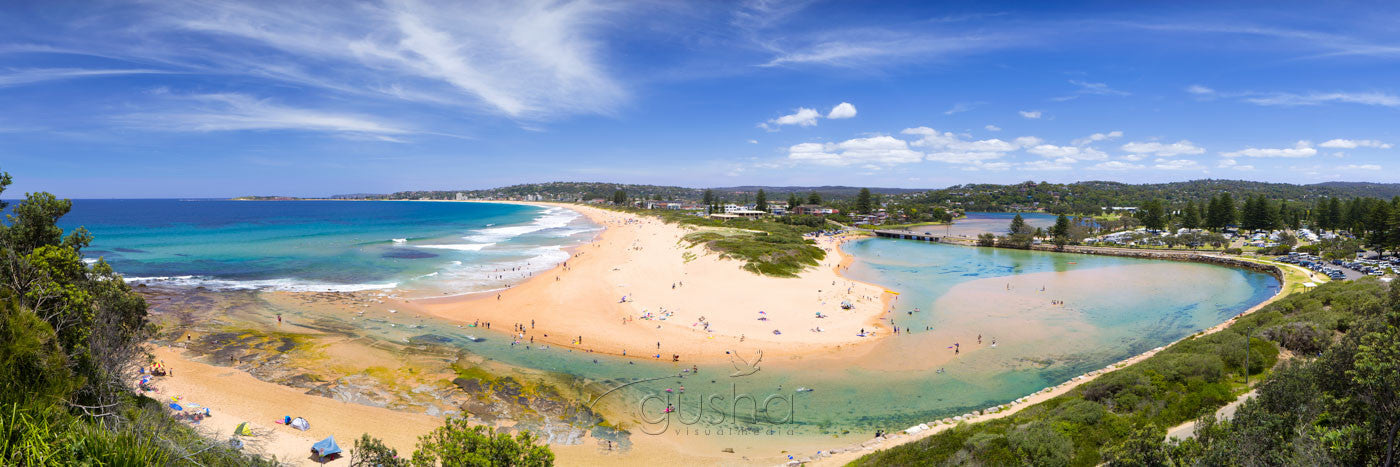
[{"x1": 168, "y1": 403, "x2": 183, "y2": 411}]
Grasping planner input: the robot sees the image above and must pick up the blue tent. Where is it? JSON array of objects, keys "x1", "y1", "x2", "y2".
[{"x1": 311, "y1": 436, "x2": 342, "y2": 460}]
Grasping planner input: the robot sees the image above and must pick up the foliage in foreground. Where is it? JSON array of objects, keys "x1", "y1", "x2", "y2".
[
  {"x1": 0, "y1": 168, "x2": 270, "y2": 465},
  {"x1": 351, "y1": 417, "x2": 553, "y2": 467},
  {"x1": 851, "y1": 279, "x2": 1393, "y2": 466}
]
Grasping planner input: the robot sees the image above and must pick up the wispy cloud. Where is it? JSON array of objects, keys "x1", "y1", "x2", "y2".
[
  {"x1": 0, "y1": 68, "x2": 172, "y2": 87},
  {"x1": 1053, "y1": 80, "x2": 1130, "y2": 101},
  {"x1": 40, "y1": 0, "x2": 630, "y2": 120},
  {"x1": 1221, "y1": 140, "x2": 1317, "y2": 158},
  {"x1": 116, "y1": 92, "x2": 414, "y2": 140},
  {"x1": 1244, "y1": 91, "x2": 1400, "y2": 107}
]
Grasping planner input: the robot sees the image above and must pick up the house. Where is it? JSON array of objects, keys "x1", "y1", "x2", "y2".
[
  {"x1": 792, "y1": 204, "x2": 838, "y2": 216},
  {"x1": 767, "y1": 205, "x2": 788, "y2": 215}
]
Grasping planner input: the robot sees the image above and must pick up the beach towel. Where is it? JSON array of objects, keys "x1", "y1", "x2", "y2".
[{"x1": 168, "y1": 403, "x2": 183, "y2": 411}]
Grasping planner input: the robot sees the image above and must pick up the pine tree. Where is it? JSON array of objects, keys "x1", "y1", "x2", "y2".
[
  {"x1": 1009, "y1": 214, "x2": 1028, "y2": 235},
  {"x1": 755, "y1": 189, "x2": 768, "y2": 212},
  {"x1": 1141, "y1": 199, "x2": 1166, "y2": 231},
  {"x1": 1182, "y1": 201, "x2": 1201, "y2": 230},
  {"x1": 1052, "y1": 214, "x2": 1071, "y2": 239},
  {"x1": 787, "y1": 193, "x2": 800, "y2": 210},
  {"x1": 855, "y1": 188, "x2": 873, "y2": 214},
  {"x1": 807, "y1": 192, "x2": 822, "y2": 205},
  {"x1": 1219, "y1": 193, "x2": 1236, "y2": 228}
]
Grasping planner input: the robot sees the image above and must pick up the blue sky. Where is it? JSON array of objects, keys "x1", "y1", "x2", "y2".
[{"x1": 1, "y1": 1, "x2": 1398, "y2": 198}]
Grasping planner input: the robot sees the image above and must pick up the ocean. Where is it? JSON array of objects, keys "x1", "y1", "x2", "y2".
[{"x1": 54, "y1": 199, "x2": 599, "y2": 297}]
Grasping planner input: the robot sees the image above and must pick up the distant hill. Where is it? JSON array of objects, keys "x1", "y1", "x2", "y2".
[
  {"x1": 256, "y1": 179, "x2": 1400, "y2": 208},
  {"x1": 328, "y1": 182, "x2": 928, "y2": 202},
  {"x1": 905, "y1": 179, "x2": 1400, "y2": 213}
]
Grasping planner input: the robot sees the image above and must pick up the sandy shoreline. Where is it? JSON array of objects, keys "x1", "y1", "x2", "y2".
[
  {"x1": 138, "y1": 200, "x2": 1299, "y2": 466},
  {"x1": 399, "y1": 202, "x2": 893, "y2": 364}
]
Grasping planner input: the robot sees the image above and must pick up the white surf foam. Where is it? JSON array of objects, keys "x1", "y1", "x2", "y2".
[
  {"x1": 121, "y1": 275, "x2": 397, "y2": 292},
  {"x1": 415, "y1": 243, "x2": 495, "y2": 251},
  {"x1": 466, "y1": 208, "x2": 579, "y2": 243}
]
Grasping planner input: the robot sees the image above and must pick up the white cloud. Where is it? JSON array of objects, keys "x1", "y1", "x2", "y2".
[
  {"x1": 984, "y1": 124, "x2": 1001, "y2": 131},
  {"x1": 1068, "y1": 80, "x2": 1130, "y2": 96},
  {"x1": 756, "y1": 27, "x2": 1015, "y2": 68},
  {"x1": 1221, "y1": 140, "x2": 1317, "y2": 158},
  {"x1": 1013, "y1": 136, "x2": 1043, "y2": 147},
  {"x1": 768, "y1": 107, "x2": 821, "y2": 127},
  {"x1": 1071, "y1": 130, "x2": 1122, "y2": 146},
  {"x1": 1120, "y1": 140, "x2": 1205, "y2": 157},
  {"x1": 1337, "y1": 164, "x2": 1382, "y2": 170},
  {"x1": 0, "y1": 68, "x2": 172, "y2": 87},
  {"x1": 746, "y1": 139, "x2": 758, "y2": 144},
  {"x1": 944, "y1": 102, "x2": 980, "y2": 115},
  {"x1": 961, "y1": 161, "x2": 1013, "y2": 171},
  {"x1": 1153, "y1": 159, "x2": 1203, "y2": 170},
  {"x1": 1021, "y1": 159, "x2": 1073, "y2": 171},
  {"x1": 117, "y1": 92, "x2": 412, "y2": 139},
  {"x1": 1319, "y1": 138, "x2": 1392, "y2": 149},
  {"x1": 1186, "y1": 85, "x2": 1215, "y2": 95},
  {"x1": 1018, "y1": 110, "x2": 1042, "y2": 119},
  {"x1": 1246, "y1": 92, "x2": 1400, "y2": 107},
  {"x1": 1090, "y1": 161, "x2": 1145, "y2": 171},
  {"x1": 1120, "y1": 154, "x2": 1146, "y2": 161},
  {"x1": 1026, "y1": 144, "x2": 1108, "y2": 161},
  {"x1": 901, "y1": 126, "x2": 1046, "y2": 164},
  {"x1": 827, "y1": 102, "x2": 857, "y2": 119},
  {"x1": 786, "y1": 136, "x2": 922, "y2": 166},
  {"x1": 1218, "y1": 159, "x2": 1255, "y2": 171}
]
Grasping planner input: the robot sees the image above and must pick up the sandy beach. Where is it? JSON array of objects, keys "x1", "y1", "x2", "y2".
[{"x1": 406, "y1": 202, "x2": 893, "y2": 363}]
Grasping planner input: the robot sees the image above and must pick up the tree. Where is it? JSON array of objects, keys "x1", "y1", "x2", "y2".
[
  {"x1": 351, "y1": 434, "x2": 408, "y2": 467},
  {"x1": 1009, "y1": 214, "x2": 1029, "y2": 235},
  {"x1": 1327, "y1": 197, "x2": 1344, "y2": 232},
  {"x1": 1051, "y1": 214, "x2": 1071, "y2": 248},
  {"x1": 755, "y1": 189, "x2": 768, "y2": 212},
  {"x1": 1105, "y1": 424, "x2": 1169, "y2": 466},
  {"x1": 855, "y1": 188, "x2": 873, "y2": 214},
  {"x1": 977, "y1": 233, "x2": 996, "y2": 247},
  {"x1": 1219, "y1": 193, "x2": 1236, "y2": 228},
  {"x1": 1141, "y1": 199, "x2": 1166, "y2": 231},
  {"x1": 807, "y1": 192, "x2": 822, "y2": 205},
  {"x1": 1182, "y1": 201, "x2": 1202, "y2": 230},
  {"x1": 787, "y1": 193, "x2": 800, "y2": 210},
  {"x1": 611, "y1": 189, "x2": 626, "y2": 205},
  {"x1": 702, "y1": 189, "x2": 714, "y2": 207},
  {"x1": 411, "y1": 418, "x2": 553, "y2": 466}
]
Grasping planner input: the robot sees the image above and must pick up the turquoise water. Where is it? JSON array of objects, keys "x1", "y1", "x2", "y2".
[
  {"x1": 935, "y1": 211, "x2": 1061, "y2": 238},
  {"x1": 50, "y1": 201, "x2": 1278, "y2": 438},
  {"x1": 56, "y1": 200, "x2": 599, "y2": 296}
]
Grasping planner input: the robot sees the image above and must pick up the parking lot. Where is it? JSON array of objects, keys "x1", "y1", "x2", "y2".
[{"x1": 1274, "y1": 253, "x2": 1396, "y2": 281}]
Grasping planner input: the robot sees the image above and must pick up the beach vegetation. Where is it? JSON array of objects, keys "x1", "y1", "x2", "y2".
[
  {"x1": 410, "y1": 418, "x2": 553, "y2": 467},
  {"x1": 851, "y1": 278, "x2": 1394, "y2": 466},
  {"x1": 0, "y1": 170, "x2": 273, "y2": 465},
  {"x1": 603, "y1": 205, "x2": 829, "y2": 277}
]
